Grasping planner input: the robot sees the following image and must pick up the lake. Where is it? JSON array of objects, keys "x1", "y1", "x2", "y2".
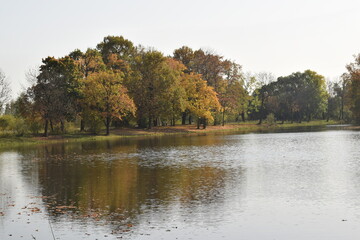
[{"x1": 1, "y1": 128, "x2": 360, "y2": 239}]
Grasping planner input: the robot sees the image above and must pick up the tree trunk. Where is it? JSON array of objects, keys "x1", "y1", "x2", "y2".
[
  {"x1": 80, "y1": 119, "x2": 85, "y2": 132},
  {"x1": 105, "y1": 116, "x2": 111, "y2": 135},
  {"x1": 258, "y1": 97, "x2": 265, "y2": 125},
  {"x1": 241, "y1": 112, "x2": 245, "y2": 122},
  {"x1": 189, "y1": 115, "x2": 192, "y2": 125},
  {"x1": 340, "y1": 96, "x2": 344, "y2": 121},
  {"x1": 44, "y1": 119, "x2": 49, "y2": 137},
  {"x1": 50, "y1": 120, "x2": 54, "y2": 132},
  {"x1": 148, "y1": 116, "x2": 152, "y2": 129},
  {"x1": 222, "y1": 109, "x2": 225, "y2": 126},
  {"x1": 203, "y1": 118, "x2": 207, "y2": 129},
  {"x1": 182, "y1": 112, "x2": 187, "y2": 125},
  {"x1": 60, "y1": 120, "x2": 65, "y2": 133},
  {"x1": 197, "y1": 117, "x2": 200, "y2": 129}
]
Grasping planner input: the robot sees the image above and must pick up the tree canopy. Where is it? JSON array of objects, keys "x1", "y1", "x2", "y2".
[{"x1": 3, "y1": 35, "x2": 360, "y2": 137}]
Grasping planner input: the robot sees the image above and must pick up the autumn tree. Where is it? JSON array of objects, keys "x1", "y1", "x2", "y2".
[
  {"x1": 191, "y1": 49, "x2": 224, "y2": 91},
  {"x1": 69, "y1": 48, "x2": 106, "y2": 131},
  {"x1": 174, "y1": 48, "x2": 244, "y2": 125},
  {"x1": 173, "y1": 46, "x2": 194, "y2": 73},
  {"x1": 80, "y1": 71, "x2": 136, "y2": 135},
  {"x1": 97, "y1": 36, "x2": 136, "y2": 63},
  {"x1": 173, "y1": 46, "x2": 195, "y2": 124},
  {"x1": 160, "y1": 58, "x2": 187, "y2": 126},
  {"x1": 128, "y1": 50, "x2": 187, "y2": 128},
  {"x1": 69, "y1": 48, "x2": 106, "y2": 77},
  {"x1": 218, "y1": 60, "x2": 247, "y2": 126},
  {"x1": 182, "y1": 73, "x2": 221, "y2": 129}
]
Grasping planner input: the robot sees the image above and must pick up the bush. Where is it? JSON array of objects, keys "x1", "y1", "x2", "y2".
[
  {"x1": 0, "y1": 115, "x2": 31, "y2": 136},
  {"x1": 13, "y1": 118, "x2": 28, "y2": 136},
  {"x1": 28, "y1": 120, "x2": 42, "y2": 134},
  {"x1": 83, "y1": 110, "x2": 103, "y2": 134},
  {"x1": 265, "y1": 113, "x2": 276, "y2": 126},
  {"x1": 0, "y1": 115, "x2": 16, "y2": 131}
]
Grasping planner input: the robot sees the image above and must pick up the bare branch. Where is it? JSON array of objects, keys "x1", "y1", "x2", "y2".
[{"x1": 0, "y1": 69, "x2": 11, "y2": 113}]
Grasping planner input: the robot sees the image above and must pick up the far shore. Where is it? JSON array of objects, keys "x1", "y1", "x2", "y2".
[{"x1": 0, "y1": 120, "x2": 351, "y2": 149}]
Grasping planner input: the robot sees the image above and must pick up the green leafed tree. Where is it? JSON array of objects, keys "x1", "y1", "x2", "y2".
[
  {"x1": 32, "y1": 56, "x2": 82, "y2": 136},
  {"x1": 96, "y1": 36, "x2": 136, "y2": 64},
  {"x1": 344, "y1": 54, "x2": 360, "y2": 123},
  {"x1": 128, "y1": 50, "x2": 187, "y2": 128}
]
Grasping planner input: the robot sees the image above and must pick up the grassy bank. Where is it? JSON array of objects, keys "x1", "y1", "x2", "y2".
[{"x1": 0, "y1": 120, "x2": 346, "y2": 149}]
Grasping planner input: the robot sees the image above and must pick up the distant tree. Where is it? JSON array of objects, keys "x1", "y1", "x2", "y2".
[
  {"x1": 69, "y1": 48, "x2": 106, "y2": 77},
  {"x1": 173, "y1": 46, "x2": 195, "y2": 124},
  {"x1": 160, "y1": 58, "x2": 187, "y2": 126},
  {"x1": 326, "y1": 80, "x2": 341, "y2": 121},
  {"x1": 32, "y1": 56, "x2": 82, "y2": 136},
  {"x1": 241, "y1": 72, "x2": 259, "y2": 122},
  {"x1": 182, "y1": 73, "x2": 221, "y2": 129},
  {"x1": 272, "y1": 74, "x2": 302, "y2": 123},
  {"x1": 334, "y1": 75, "x2": 351, "y2": 121},
  {"x1": 173, "y1": 46, "x2": 194, "y2": 73},
  {"x1": 96, "y1": 36, "x2": 135, "y2": 64},
  {"x1": 252, "y1": 72, "x2": 275, "y2": 124},
  {"x1": 69, "y1": 48, "x2": 106, "y2": 131},
  {"x1": 192, "y1": 49, "x2": 224, "y2": 91},
  {"x1": 345, "y1": 54, "x2": 360, "y2": 123},
  {"x1": 299, "y1": 70, "x2": 328, "y2": 122},
  {"x1": 12, "y1": 92, "x2": 42, "y2": 134},
  {"x1": 80, "y1": 71, "x2": 136, "y2": 135},
  {"x1": 218, "y1": 60, "x2": 247, "y2": 126},
  {"x1": 174, "y1": 47, "x2": 248, "y2": 125},
  {"x1": 263, "y1": 70, "x2": 327, "y2": 123},
  {"x1": 0, "y1": 70, "x2": 11, "y2": 114},
  {"x1": 129, "y1": 50, "x2": 188, "y2": 128}
]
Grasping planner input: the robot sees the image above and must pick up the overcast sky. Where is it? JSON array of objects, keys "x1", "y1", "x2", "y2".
[{"x1": 1, "y1": 0, "x2": 360, "y2": 96}]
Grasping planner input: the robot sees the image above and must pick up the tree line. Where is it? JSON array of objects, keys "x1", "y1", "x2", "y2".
[{"x1": 1, "y1": 35, "x2": 360, "y2": 136}]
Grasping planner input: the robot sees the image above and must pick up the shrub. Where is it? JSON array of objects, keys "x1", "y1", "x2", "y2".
[{"x1": 265, "y1": 113, "x2": 276, "y2": 126}]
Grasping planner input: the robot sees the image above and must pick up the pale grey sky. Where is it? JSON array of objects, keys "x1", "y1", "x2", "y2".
[{"x1": 1, "y1": 0, "x2": 360, "y2": 96}]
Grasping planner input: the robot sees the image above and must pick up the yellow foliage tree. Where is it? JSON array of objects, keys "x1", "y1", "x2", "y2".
[
  {"x1": 182, "y1": 73, "x2": 221, "y2": 129},
  {"x1": 81, "y1": 72, "x2": 136, "y2": 135}
]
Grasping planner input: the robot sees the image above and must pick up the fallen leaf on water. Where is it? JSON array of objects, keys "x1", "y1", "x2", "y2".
[{"x1": 29, "y1": 207, "x2": 41, "y2": 213}]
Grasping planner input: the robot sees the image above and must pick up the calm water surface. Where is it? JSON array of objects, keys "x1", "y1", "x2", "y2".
[{"x1": 1, "y1": 129, "x2": 360, "y2": 239}]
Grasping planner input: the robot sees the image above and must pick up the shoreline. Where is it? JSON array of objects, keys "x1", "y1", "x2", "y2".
[{"x1": 0, "y1": 120, "x2": 350, "y2": 149}]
